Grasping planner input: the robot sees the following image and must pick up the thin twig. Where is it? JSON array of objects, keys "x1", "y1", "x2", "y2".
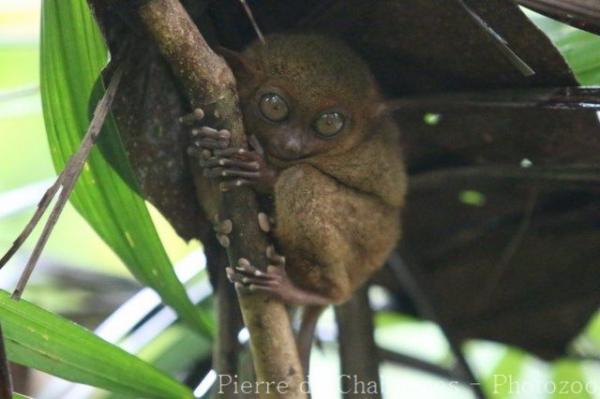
[
  {"x1": 0, "y1": 323, "x2": 12, "y2": 399},
  {"x1": 478, "y1": 188, "x2": 539, "y2": 309},
  {"x1": 0, "y1": 177, "x2": 63, "y2": 269},
  {"x1": 517, "y1": 0, "x2": 600, "y2": 35},
  {"x1": 411, "y1": 164, "x2": 600, "y2": 191},
  {"x1": 0, "y1": 85, "x2": 39, "y2": 102},
  {"x1": 456, "y1": 0, "x2": 535, "y2": 76},
  {"x1": 387, "y1": 252, "x2": 487, "y2": 399},
  {"x1": 379, "y1": 348, "x2": 470, "y2": 384},
  {"x1": 238, "y1": 0, "x2": 265, "y2": 44},
  {"x1": 386, "y1": 86, "x2": 600, "y2": 112},
  {"x1": 10, "y1": 66, "x2": 124, "y2": 300}
]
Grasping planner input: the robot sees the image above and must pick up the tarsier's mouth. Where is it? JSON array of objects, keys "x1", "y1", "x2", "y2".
[
  {"x1": 265, "y1": 145, "x2": 310, "y2": 163},
  {"x1": 266, "y1": 152, "x2": 309, "y2": 165}
]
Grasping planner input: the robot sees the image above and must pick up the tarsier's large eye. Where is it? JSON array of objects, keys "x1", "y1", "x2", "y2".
[
  {"x1": 259, "y1": 93, "x2": 289, "y2": 122},
  {"x1": 314, "y1": 111, "x2": 345, "y2": 137}
]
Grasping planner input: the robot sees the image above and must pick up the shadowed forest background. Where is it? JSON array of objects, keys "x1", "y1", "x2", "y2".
[{"x1": 1, "y1": 1, "x2": 600, "y2": 398}]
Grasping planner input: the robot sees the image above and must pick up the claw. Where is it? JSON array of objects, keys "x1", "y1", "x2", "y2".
[
  {"x1": 266, "y1": 245, "x2": 285, "y2": 266},
  {"x1": 217, "y1": 234, "x2": 230, "y2": 248},
  {"x1": 236, "y1": 258, "x2": 264, "y2": 276},
  {"x1": 238, "y1": 257, "x2": 251, "y2": 269},
  {"x1": 218, "y1": 129, "x2": 232, "y2": 140},
  {"x1": 179, "y1": 108, "x2": 205, "y2": 124},
  {"x1": 258, "y1": 212, "x2": 271, "y2": 233},
  {"x1": 214, "y1": 219, "x2": 233, "y2": 235},
  {"x1": 200, "y1": 126, "x2": 219, "y2": 135}
]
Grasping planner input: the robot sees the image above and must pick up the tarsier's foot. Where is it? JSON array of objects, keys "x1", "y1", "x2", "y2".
[
  {"x1": 213, "y1": 218, "x2": 233, "y2": 248},
  {"x1": 178, "y1": 108, "x2": 205, "y2": 125},
  {"x1": 226, "y1": 246, "x2": 299, "y2": 303},
  {"x1": 226, "y1": 246, "x2": 330, "y2": 306}
]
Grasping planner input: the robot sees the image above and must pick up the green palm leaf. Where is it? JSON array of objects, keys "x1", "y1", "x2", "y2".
[
  {"x1": 528, "y1": 11, "x2": 600, "y2": 84},
  {"x1": 0, "y1": 291, "x2": 193, "y2": 399},
  {"x1": 39, "y1": 0, "x2": 212, "y2": 336}
]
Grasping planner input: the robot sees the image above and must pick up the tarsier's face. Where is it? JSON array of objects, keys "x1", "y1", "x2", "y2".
[
  {"x1": 244, "y1": 82, "x2": 354, "y2": 161},
  {"x1": 226, "y1": 33, "x2": 382, "y2": 163}
]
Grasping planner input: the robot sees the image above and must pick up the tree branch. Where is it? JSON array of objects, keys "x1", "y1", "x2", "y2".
[
  {"x1": 387, "y1": 252, "x2": 486, "y2": 399},
  {"x1": 133, "y1": 1, "x2": 305, "y2": 397},
  {"x1": 379, "y1": 348, "x2": 470, "y2": 385},
  {"x1": 387, "y1": 86, "x2": 600, "y2": 112},
  {"x1": 410, "y1": 164, "x2": 600, "y2": 191}
]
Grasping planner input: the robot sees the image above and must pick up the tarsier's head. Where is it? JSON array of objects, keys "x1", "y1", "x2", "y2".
[{"x1": 222, "y1": 33, "x2": 384, "y2": 162}]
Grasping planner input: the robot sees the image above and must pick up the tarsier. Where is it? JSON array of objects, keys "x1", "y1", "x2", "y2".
[{"x1": 186, "y1": 33, "x2": 407, "y2": 371}]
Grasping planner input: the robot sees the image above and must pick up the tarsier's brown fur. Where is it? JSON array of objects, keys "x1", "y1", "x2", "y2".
[
  {"x1": 235, "y1": 34, "x2": 406, "y2": 303},
  {"x1": 190, "y1": 33, "x2": 406, "y2": 371}
]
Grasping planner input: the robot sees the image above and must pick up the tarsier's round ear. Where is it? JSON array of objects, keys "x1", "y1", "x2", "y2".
[
  {"x1": 371, "y1": 102, "x2": 389, "y2": 119},
  {"x1": 371, "y1": 101, "x2": 389, "y2": 118},
  {"x1": 365, "y1": 77, "x2": 391, "y2": 119},
  {"x1": 214, "y1": 46, "x2": 258, "y2": 81}
]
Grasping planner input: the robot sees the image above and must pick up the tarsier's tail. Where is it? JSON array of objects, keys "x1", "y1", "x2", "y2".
[{"x1": 297, "y1": 305, "x2": 326, "y2": 377}]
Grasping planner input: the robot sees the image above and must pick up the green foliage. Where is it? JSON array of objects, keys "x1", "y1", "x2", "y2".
[
  {"x1": 459, "y1": 190, "x2": 486, "y2": 207},
  {"x1": 39, "y1": 0, "x2": 212, "y2": 337},
  {"x1": 551, "y1": 361, "x2": 593, "y2": 399},
  {"x1": 527, "y1": 11, "x2": 600, "y2": 84},
  {"x1": 101, "y1": 325, "x2": 212, "y2": 399},
  {"x1": 482, "y1": 348, "x2": 528, "y2": 398},
  {"x1": 0, "y1": 3, "x2": 594, "y2": 398},
  {"x1": 0, "y1": 290, "x2": 193, "y2": 399}
]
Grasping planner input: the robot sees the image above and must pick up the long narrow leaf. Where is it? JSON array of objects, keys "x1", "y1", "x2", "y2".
[
  {"x1": 528, "y1": 11, "x2": 600, "y2": 83},
  {"x1": 0, "y1": 291, "x2": 193, "y2": 399},
  {"x1": 39, "y1": 0, "x2": 212, "y2": 336}
]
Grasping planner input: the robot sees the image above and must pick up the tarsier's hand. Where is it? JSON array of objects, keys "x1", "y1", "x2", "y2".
[{"x1": 181, "y1": 108, "x2": 277, "y2": 193}]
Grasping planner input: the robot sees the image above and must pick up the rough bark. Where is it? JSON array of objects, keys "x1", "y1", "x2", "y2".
[{"x1": 135, "y1": 1, "x2": 305, "y2": 397}]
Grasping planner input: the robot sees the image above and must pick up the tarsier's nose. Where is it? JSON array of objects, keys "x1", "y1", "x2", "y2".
[
  {"x1": 276, "y1": 134, "x2": 303, "y2": 160},
  {"x1": 283, "y1": 137, "x2": 302, "y2": 156}
]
